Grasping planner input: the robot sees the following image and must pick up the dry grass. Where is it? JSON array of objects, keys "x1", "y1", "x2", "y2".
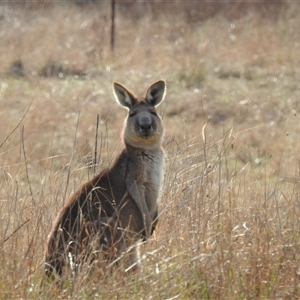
[{"x1": 1, "y1": 1, "x2": 300, "y2": 298}]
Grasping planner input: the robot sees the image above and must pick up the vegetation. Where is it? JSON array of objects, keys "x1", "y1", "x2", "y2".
[{"x1": 1, "y1": 1, "x2": 300, "y2": 298}]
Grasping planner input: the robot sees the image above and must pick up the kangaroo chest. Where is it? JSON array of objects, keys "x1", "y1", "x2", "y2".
[
  {"x1": 141, "y1": 151, "x2": 164, "y2": 198},
  {"x1": 123, "y1": 147, "x2": 164, "y2": 224},
  {"x1": 133, "y1": 150, "x2": 164, "y2": 217}
]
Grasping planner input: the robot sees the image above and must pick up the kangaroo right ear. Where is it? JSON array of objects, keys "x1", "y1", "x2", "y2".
[
  {"x1": 113, "y1": 82, "x2": 137, "y2": 109},
  {"x1": 145, "y1": 80, "x2": 166, "y2": 107}
]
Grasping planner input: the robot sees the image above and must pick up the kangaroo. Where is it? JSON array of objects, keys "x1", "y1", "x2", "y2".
[{"x1": 44, "y1": 80, "x2": 166, "y2": 279}]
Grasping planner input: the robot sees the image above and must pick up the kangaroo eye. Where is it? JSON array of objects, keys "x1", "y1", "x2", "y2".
[
  {"x1": 150, "y1": 111, "x2": 157, "y2": 116},
  {"x1": 129, "y1": 112, "x2": 136, "y2": 117}
]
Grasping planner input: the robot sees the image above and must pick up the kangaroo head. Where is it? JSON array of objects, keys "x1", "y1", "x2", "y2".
[{"x1": 113, "y1": 80, "x2": 166, "y2": 149}]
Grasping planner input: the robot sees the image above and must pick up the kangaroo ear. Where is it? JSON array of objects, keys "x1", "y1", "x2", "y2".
[
  {"x1": 113, "y1": 82, "x2": 137, "y2": 108},
  {"x1": 145, "y1": 80, "x2": 166, "y2": 107}
]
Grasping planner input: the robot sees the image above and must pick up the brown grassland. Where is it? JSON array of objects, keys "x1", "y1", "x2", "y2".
[{"x1": 1, "y1": 1, "x2": 300, "y2": 298}]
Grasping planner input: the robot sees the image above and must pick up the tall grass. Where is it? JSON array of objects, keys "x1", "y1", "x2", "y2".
[{"x1": 1, "y1": 2, "x2": 300, "y2": 298}]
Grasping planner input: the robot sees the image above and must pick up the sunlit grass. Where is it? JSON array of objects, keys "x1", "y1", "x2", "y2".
[{"x1": 1, "y1": 2, "x2": 300, "y2": 298}]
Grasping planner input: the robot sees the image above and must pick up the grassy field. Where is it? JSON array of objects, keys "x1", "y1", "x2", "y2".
[{"x1": 1, "y1": 1, "x2": 300, "y2": 298}]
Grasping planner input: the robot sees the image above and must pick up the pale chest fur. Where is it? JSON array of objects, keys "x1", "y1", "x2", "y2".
[{"x1": 140, "y1": 149, "x2": 164, "y2": 215}]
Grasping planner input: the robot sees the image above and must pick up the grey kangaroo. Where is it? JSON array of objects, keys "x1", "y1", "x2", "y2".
[{"x1": 44, "y1": 80, "x2": 166, "y2": 278}]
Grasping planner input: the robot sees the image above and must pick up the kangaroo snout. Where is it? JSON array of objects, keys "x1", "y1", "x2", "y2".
[{"x1": 138, "y1": 113, "x2": 153, "y2": 136}]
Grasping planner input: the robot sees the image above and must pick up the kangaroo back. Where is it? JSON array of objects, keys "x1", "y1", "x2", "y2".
[{"x1": 44, "y1": 80, "x2": 166, "y2": 279}]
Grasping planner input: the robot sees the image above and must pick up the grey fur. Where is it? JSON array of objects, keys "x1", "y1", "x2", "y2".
[{"x1": 44, "y1": 80, "x2": 166, "y2": 278}]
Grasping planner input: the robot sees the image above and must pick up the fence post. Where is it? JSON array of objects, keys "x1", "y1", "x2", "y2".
[{"x1": 111, "y1": 0, "x2": 115, "y2": 53}]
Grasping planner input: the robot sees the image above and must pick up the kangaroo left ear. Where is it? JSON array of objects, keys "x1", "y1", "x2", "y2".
[
  {"x1": 113, "y1": 82, "x2": 138, "y2": 109},
  {"x1": 145, "y1": 80, "x2": 166, "y2": 107}
]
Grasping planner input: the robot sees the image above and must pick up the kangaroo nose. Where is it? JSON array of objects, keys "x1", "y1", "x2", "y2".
[
  {"x1": 139, "y1": 116, "x2": 153, "y2": 134},
  {"x1": 140, "y1": 120, "x2": 152, "y2": 130}
]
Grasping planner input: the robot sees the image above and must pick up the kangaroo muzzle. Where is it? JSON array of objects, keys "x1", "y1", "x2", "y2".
[{"x1": 137, "y1": 113, "x2": 154, "y2": 136}]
